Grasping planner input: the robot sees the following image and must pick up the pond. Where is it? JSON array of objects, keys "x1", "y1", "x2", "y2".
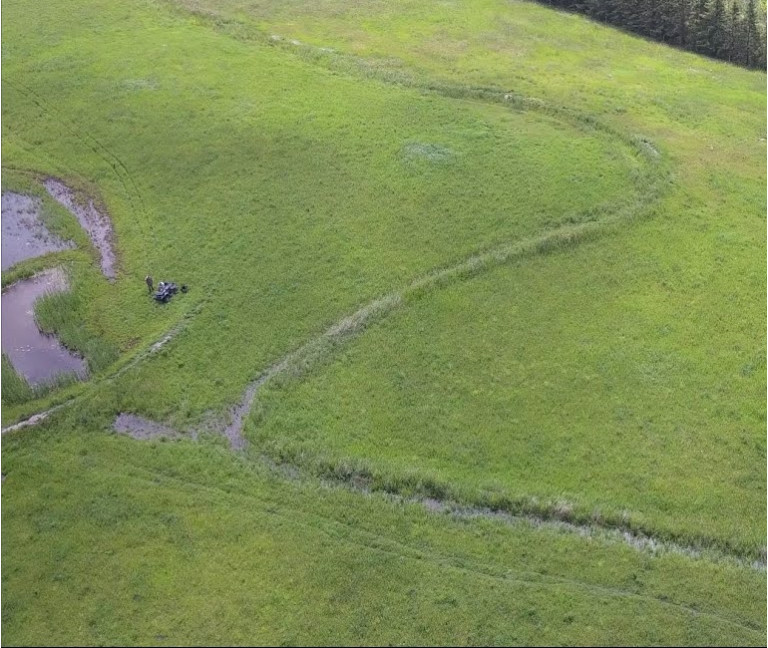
[
  {"x1": 1, "y1": 268, "x2": 88, "y2": 386},
  {"x1": 1, "y1": 192, "x2": 75, "y2": 270}
]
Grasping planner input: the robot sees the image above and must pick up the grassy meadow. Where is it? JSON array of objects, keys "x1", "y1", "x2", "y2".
[{"x1": 2, "y1": 0, "x2": 765, "y2": 644}]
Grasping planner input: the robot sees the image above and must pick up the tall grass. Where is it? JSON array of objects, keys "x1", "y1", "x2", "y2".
[
  {"x1": 34, "y1": 289, "x2": 119, "y2": 376},
  {"x1": 1, "y1": 354, "x2": 33, "y2": 405}
]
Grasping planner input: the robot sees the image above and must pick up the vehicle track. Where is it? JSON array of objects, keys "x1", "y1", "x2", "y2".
[
  {"x1": 109, "y1": 461, "x2": 766, "y2": 633},
  {"x1": 5, "y1": 23, "x2": 720, "y2": 571},
  {"x1": 5, "y1": 80, "x2": 150, "y2": 240}
]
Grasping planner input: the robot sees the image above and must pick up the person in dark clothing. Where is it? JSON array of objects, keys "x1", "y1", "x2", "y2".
[{"x1": 145, "y1": 275, "x2": 154, "y2": 293}]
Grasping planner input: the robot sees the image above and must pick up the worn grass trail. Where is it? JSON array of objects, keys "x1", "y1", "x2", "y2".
[
  {"x1": 158, "y1": 0, "x2": 765, "y2": 558},
  {"x1": 2, "y1": 0, "x2": 648, "y2": 426}
]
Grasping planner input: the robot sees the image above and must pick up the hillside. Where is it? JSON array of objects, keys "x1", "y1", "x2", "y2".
[{"x1": 2, "y1": 0, "x2": 765, "y2": 644}]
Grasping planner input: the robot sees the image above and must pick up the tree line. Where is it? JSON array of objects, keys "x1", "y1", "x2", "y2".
[{"x1": 535, "y1": 0, "x2": 767, "y2": 69}]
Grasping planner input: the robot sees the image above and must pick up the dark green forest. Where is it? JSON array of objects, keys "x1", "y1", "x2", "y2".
[{"x1": 538, "y1": 0, "x2": 766, "y2": 68}]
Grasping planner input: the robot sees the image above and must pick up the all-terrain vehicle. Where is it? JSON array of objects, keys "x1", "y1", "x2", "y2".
[{"x1": 153, "y1": 281, "x2": 179, "y2": 303}]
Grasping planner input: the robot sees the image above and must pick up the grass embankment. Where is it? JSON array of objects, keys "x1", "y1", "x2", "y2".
[{"x1": 1, "y1": 0, "x2": 764, "y2": 643}]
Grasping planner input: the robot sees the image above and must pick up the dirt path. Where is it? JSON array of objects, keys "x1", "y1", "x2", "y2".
[{"x1": 44, "y1": 178, "x2": 117, "y2": 280}]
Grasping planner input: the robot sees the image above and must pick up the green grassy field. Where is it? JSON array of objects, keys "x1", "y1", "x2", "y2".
[
  {"x1": 2, "y1": 0, "x2": 765, "y2": 644},
  {"x1": 2, "y1": 0, "x2": 656, "y2": 425},
  {"x1": 3, "y1": 423, "x2": 766, "y2": 646}
]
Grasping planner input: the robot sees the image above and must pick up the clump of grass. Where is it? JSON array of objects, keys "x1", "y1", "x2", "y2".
[
  {"x1": 1, "y1": 354, "x2": 33, "y2": 405},
  {"x1": 35, "y1": 289, "x2": 118, "y2": 374}
]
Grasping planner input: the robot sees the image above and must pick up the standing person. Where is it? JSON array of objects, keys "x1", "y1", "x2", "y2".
[{"x1": 145, "y1": 275, "x2": 154, "y2": 294}]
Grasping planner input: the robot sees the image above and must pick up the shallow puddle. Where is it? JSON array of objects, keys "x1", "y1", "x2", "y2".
[
  {"x1": 113, "y1": 413, "x2": 181, "y2": 440},
  {"x1": 43, "y1": 179, "x2": 117, "y2": 279},
  {"x1": 1, "y1": 268, "x2": 88, "y2": 386},
  {"x1": 1, "y1": 192, "x2": 75, "y2": 270}
]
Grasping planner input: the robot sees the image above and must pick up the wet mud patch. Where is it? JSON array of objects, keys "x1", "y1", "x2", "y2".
[
  {"x1": 1, "y1": 268, "x2": 87, "y2": 386},
  {"x1": 221, "y1": 379, "x2": 262, "y2": 452},
  {"x1": 113, "y1": 413, "x2": 184, "y2": 441},
  {"x1": 1, "y1": 192, "x2": 75, "y2": 269},
  {"x1": 43, "y1": 179, "x2": 117, "y2": 279}
]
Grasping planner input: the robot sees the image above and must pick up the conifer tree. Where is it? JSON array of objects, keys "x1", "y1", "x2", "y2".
[
  {"x1": 690, "y1": 0, "x2": 711, "y2": 53},
  {"x1": 724, "y1": 1, "x2": 742, "y2": 62},
  {"x1": 528, "y1": 0, "x2": 765, "y2": 69},
  {"x1": 744, "y1": 0, "x2": 761, "y2": 67},
  {"x1": 708, "y1": 0, "x2": 726, "y2": 57}
]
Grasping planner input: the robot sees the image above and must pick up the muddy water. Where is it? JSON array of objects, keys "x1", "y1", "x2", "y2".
[
  {"x1": 113, "y1": 413, "x2": 181, "y2": 440},
  {"x1": 43, "y1": 179, "x2": 117, "y2": 279},
  {"x1": 1, "y1": 268, "x2": 88, "y2": 386},
  {"x1": 1, "y1": 192, "x2": 75, "y2": 270}
]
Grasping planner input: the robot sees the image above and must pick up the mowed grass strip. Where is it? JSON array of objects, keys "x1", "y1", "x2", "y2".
[{"x1": 1, "y1": 422, "x2": 765, "y2": 646}]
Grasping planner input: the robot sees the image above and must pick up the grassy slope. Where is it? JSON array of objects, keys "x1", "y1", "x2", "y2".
[
  {"x1": 2, "y1": 0, "x2": 640, "y2": 423},
  {"x1": 253, "y1": 228, "x2": 765, "y2": 554},
  {"x1": 2, "y1": 0, "x2": 765, "y2": 644},
  {"x1": 174, "y1": 0, "x2": 767, "y2": 554}
]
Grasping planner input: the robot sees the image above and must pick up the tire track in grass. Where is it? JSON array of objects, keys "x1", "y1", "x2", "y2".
[
  {"x1": 4, "y1": 11, "x2": 761, "y2": 635},
  {"x1": 104, "y1": 462, "x2": 766, "y2": 634},
  {"x1": 223, "y1": 215, "x2": 619, "y2": 449},
  {"x1": 3, "y1": 18, "x2": 690, "y2": 561},
  {"x1": 3, "y1": 22, "x2": 667, "y2": 436},
  {"x1": 5, "y1": 95, "x2": 669, "y2": 548},
  {"x1": 104, "y1": 221, "x2": 767, "y2": 569},
  {"x1": 5, "y1": 80, "x2": 150, "y2": 240}
]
